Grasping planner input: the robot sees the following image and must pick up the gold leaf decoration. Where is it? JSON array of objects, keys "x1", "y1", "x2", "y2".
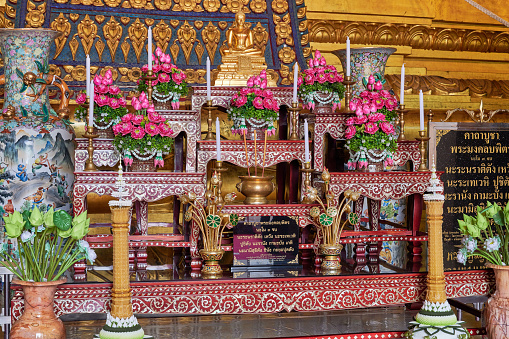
[
  {"x1": 69, "y1": 13, "x2": 80, "y2": 22},
  {"x1": 71, "y1": 65, "x2": 87, "y2": 81},
  {"x1": 271, "y1": 0, "x2": 288, "y2": 14},
  {"x1": 71, "y1": 0, "x2": 81, "y2": 4},
  {"x1": 25, "y1": 0, "x2": 46, "y2": 28},
  {"x1": 297, "y1": 6, "x2": 306, "y2": 19},
  {"x1": 154, "y1": 0, "x2": 171, "y2": 10},
  {"x1": 95, "y1": 37, "x2": 105, "y2": 61},
  {"x1": 203, "y1": 0, "x2": 220, "y2": 12},
  {"x1": 194, "y1": 20, "x2": 203, "y2": 30},
  {"x1": 119, "y1": 67, "x2": 130, "y2": 82},
  {"x1": 173, "y1": 0, "x2": 203, "y2": 12},
  {"x1": 121, "y1": 0, "x2": 131, "y2": 7},
  {"x1": 217, "y1": 21, "x2": 227, "y2": 30},
  {"x1": 128, "y1": 18, "x2": 148, "y2": 62},
  {"x1": 154, "y1": 20, "x2": 172, "y2": 53},
  {"x1": 49, "y1": 64, "x2": 62, "y2": 77},
  {"x1": 128, "y1": 67, "x2": 142, "y2": 82},
  {"x1": 77, "y1": 14, "x2": 98, "y2": 56},
  {"x1": 250, "y1": 0, "x2": 266, "y2": 14},
  {"x1": 177, "y1": 20, "x2": 196, "y2": 64},
  {"x1": 145, "y1": 18, "x2": 154, "y2": 26},
  {"x1": 69, "y1": 34, "x2": 80, "y2": 60},
  {"x1": 129, "y1": 0, "x2": 147, "y2": 9},
  {"x1": 103, "y1": 16, "x2": 122, "y2": 62},
  {"x1": 169, "y1": 40, "x2": 180, "y2": 62},
  {"x1": 299, "y1": 20, "x2": 307, "y2": 32},
  {"x1": 51, "y1": 13, "x2": 71, "y2": 60},
  {"x1": 145, "y1": 2, "x2": 154, "y2": 9},
  {"x1": 63, "y1": 65, "x2": 74, "y2": 73},
  {"x1": 169, "y1": 20, "x2": 179, "y2": 28},
  {"x1": 120, "y1": 17, "x2": 130, "y2": 25},
  {"x1": 279, "y1": 64, "x2": 291, "y2": 85},
  {"x1": 94, "y1": 0, "x2": 105, "y2": 6},
  {"x1": 5, "y1": 4, "x2": 16, "y2": 18},
  {"x1": 54, "y1": 0, "x2": 68, "y2": 3},
  {"x1": 195, "y1": 41, "x2": 204, "y2": 64},
  {"x1": 278, "y1": 46, "x2": 295, "y2": 63},
  {"x1": 302, "y1": 47, "x2": 311, "y2": 57},
  {"x1": 219, "y1": 39, "x2": 228, "y2": 56},
  {"x1": 95, "y1": 15, "x2": 105, "y2": 24},
  {"x1": 104, "y1": 0, "x2": 121, "y2": 7},
  {"x1": 301, "y1": 33, "x2": 308, "y2": 46},
  {"x1": 295, "y1": 0, "x2": 303, "y2": 5},
  {"x1": 273, "y1": 13, "x2": 292, "y2": 46},
  {"x1": 201, "y1": 22, "x2": 220, "y2": 63},
  {"x1": 121, "y1": 36, "x2": 131, "y2": 62},
  {"x1": 253, "y1": 22, "x2": 268, "y2": 54},
  {"x1": 221, "y1": 0, "x2": 248, "y2": 13}
]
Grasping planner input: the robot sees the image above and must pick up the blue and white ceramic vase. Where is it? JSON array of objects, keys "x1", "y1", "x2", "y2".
[
  {"x1": 0, "y1": 28, "x2": 75, "y2": 216},
  {"x1": 333, "y1": 47, "x2": 396, "y2": 97}
]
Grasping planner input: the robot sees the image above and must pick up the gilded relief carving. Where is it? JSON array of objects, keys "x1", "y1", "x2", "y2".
[
  {"x1": 195, "y1": 41, "x2": 204, "y2": 64},
  {"x1": 203, "y1": 0, "x2": 220, "y2": 12},
  {"x1": 95, "y1": 15, "x2": 105, "y2": 24},
  {"x1": 69, "y1": 35, "x2": 80, "y2": 60},
  {"x1": 128, "y1": 18, "x2": 148, "y2": 62},
  {"x1": 120, "y1": 17, "x2": 130, "y2": 25},
  {"x1": 145, "y1": 18, "x2": 154, "y2": 26},
  {"x1": 103, "y1": 16, "x2": 123, "y2": 62},
  {"x1": 250, "y1": 0, "x2": 266, "y2": 14},
  {"x1": 218, "y1": 21, "x2": 228, "y2": 30},
  {"x1": 170, "y1": 40, "x2": 180, "y2": 62},
  {"x1": 173, "y1": 0, "x2": 204, "y2": 12},
  {"x1": 76, "y1": 14, "x2": 98, "y2": 56},
  {"x1": 177, "y1": 20, "x2": 196, "y2": 64},
  {"x1": 95, "y1": 36, "x2": 106, "y2": 61},
  {"x1": 51, "y1": 13, "x2": 71, "y2": 60},
  {"x1": 69, "y1": 13, "x2": 80, "y2": 22},
  {"x1": 121, "y1": 36, "x2": 131, "y2": 62},
  {"x1": 104, "y1": 0, "x2": 122, "y2": 7},
  {"x1": 154, "y1": 20, "x2": 172, "y2": 54},
  {"x1": 201, "y1": 22, "x2": 220, "y2": 63},
  {"x1": 170, "y1": 20, "x2": 179, "y2": 28},
  {"x1": 252, "y1": 22, "x2": 268, "y2": 54},
  {"x1": 25, "y1": 0, "x2": 46, "y2": 28},
  {"x1": 220, "y1": 0, "x2": 249, "y2": 13},
  {"x1": 271, "y1": 0, "x2": 288, "y2": 14},
  {"x1": 273, "y1": 13, "x2": 292, "y2": 46},
  {"x1": 278, "y1": 46, "x2": 295, "y2": 64},
  {"x1": 129, "y1": 0, "x2": 148, "y2": 9},
  {"x1": 194, "y1": 21, "x2": 203, "y2": 30},
  {"x1": 154, "y1": 0, "x2": 171, "y2": 10},
  {"x1": 5, "y1": 4, "x2": 16, "y2": 18}
]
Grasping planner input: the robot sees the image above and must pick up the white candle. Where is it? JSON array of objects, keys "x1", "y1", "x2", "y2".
[
  {"x1": 206, "y1": 57, "x2": 211, "y2": 101},
  {"x1": 86, "y1": 54, "x2": 90, "y2": 97},
  {"x1": 400, "y1": 63, "x2": 405, "y2": 105},
  {"x1": 89, "y1": 80, "x2": 94, "y2": 127},
  {"x1": 216, "y1": 117, "x2": 221, "y2": 161},
  {"x1": 419, "y1": 90, "x2": 424, "y2": 131},
  {"x1": 346, "y1": 37, "x2": 351, "y2": 77},
  {"x1": 293, "y1": 63, "x2": 298, "y2": 103},
  {"x1": 304, "y1": 119, "x2": 309, "y2": 163},
  {"x1": 148, "y1": 26, "x2": 153, "y2": 71}
]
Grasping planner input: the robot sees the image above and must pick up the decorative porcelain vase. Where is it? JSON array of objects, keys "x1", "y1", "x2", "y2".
[
  {"x1": 199, "y1": 249, "x2": 224, "y2": 278},
  {"x1": 0, "y1": 29, "x2": 74, "y2": 215},
  {"x1": 320, "y1": 244, "x2": 343, "y2": 275},
  {"x1": 332, "y1": 47, "x2": 396, "y2": 97},
  {"x1": 486, "y1": 264, "x2": 509, "y2": 338},
  {"x1": 236, "y1": 175, "x2": 275, "y2": 205},
  {"x1": 10, "y1": 278, "x2": 67, "y2": 339}
]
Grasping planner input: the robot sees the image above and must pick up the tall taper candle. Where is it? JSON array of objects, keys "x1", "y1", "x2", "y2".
[
  {"x1": 293, "y1": 63, "x2": 298, "y2": 103},
  {"x1": 304, "y1": 119, "x2": 310, "y2": 163},
  {"x1": 148, "y1": 27, "x2": 153, "y2": 71},
  {"x1": 86, "y1": 54, "x2": 90, "y2": 97},
  {"x1": 419, "y1": 90, "x2": 424, "y2": 131},
  {"x1": 89, "y1": 80, "x2": 95, "y2": 127},
  {"x1": 400, "y1": 63, "x2": 405, "y2": 105},
  {"x1": 206, "y1": 57, "x2": 211, "y2": 101},
  {"x1": 216, "y1": 117, "x2": 221, "y2": 161},
  {"x1": 346, "y1": 37, "x2": 351, "y2": 77}
]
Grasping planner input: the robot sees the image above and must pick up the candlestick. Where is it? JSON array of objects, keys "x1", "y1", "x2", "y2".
[
  {"x1": 86, "y1": 54, "x2": 90, "y2": 97},
  {"x1": 419, "y1": 90, "x2": 424, "y2": 131},
  {"x1": 304, "y1": 119, "x2": 310, "y2": 163},
  {"x1": 343, "y1": 75, "x2": 356, "y2": 113},
  {"x1": 288, "y1": 102, "x2": 300, "y2": 140},
  {"x1": 212, "y1": 160, "x2": 227, "y2": 204},
  {"x1": 206, "y1": 57, "x2": 211, "y2": 101},
  {"x1": 293, "y1": 63, "x2": 298, "y2": 103},
  {"x1": 204, "y1": 100, "x2": 215, "y2": 140},
  {"x1": 84, "y1": 97, "x2": 99, "y2": 172},
  {"x1": 400, "y1": 63, "x2": 405, "y2": 105},
  {"x1": 346, "y1": 36, "x2": 351, "y2": 77},
  {"x1": 148, "y1": 26, "x2": 153, "y2": 71},
  {"x1": 216, "y1": 117, "x2": 221, "y2": 161},
  {"x1": 88, "y1": 80, "x2": 94, "y2": 127},
  {"x1": 427, "y1": 109, "x2": 434, "y2": 138},
  {"x1": 397, "y1": 104, "x2": 408, "y2": 142},
  {"x1": 142, "y1": 70, "x2": 157, "y2": 103},
  {"x1": 416, "y1": 130, "x2": 430, "y2": 172},
  {"x1": 300, "y1": 162, "x2": 315, "y2": 204}
]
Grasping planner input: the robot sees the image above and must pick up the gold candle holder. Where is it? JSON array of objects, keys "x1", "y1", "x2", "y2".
[
  {"x1": 342, "y1": 75, "x2": 356, "y2": 113},
  {"x1": 84, "y1": 98, "x2": 99, "y2": 172},
  {"x1": 397, "y1": 104, "x2": 408, "y2": 141},
  {"x1": 212, "y1": 160, "x2": 228, "y2": 203},
  {"x1": 300, "y1": 162, "x2": 314, "y2": 204},
  {"x1": 416, "y1": 130, "x2": 430, "y2": 172},
  {"x1": 142, "y1": 70, "x2": 157, "y2": 103},
  {"x1": 204, "y1": 99, "x2": 216, "y2": 140},
  {"x1": 288, "y1": 101, "x2": 300, "y2": 140},
  {"x1": 427, "y1": 109, "x2": 434, "y2": 138}
]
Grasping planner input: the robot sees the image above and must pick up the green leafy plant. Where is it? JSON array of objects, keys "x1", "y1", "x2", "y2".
[{"x1": 0, "y1": 207, "x2": 95, "y2": 281}]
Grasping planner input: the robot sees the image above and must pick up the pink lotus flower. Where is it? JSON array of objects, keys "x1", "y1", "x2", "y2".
[
  {"x1": 308, "y1": 58, "x2": 314, "y2": 68},
  {"x1": 345, "y1": 125, "x2": 356, "y2": 139},
  {"x1": 159, "y1": 73, "x2": 170, "y2": 83},
  {"x1": 113, "y1": 123, "x2": 122, "y2": 135},
  {"x1": 263, "y1": 97, "x2": 277, "y2": 111},
  {"x1": 247, "y1": 77, "x2": 254, "y2": 87},
  {"x1": 132, "y1": 97, "x2": 142, "y2": 111},
  {"x1": 326, "y1": 72, "x2": 336, "y2": 83},
  {"x1": 76, "y1": 92, "x2": 86, "y2": 104},
  {"x1": 319, "y1": 57, "x2": 326, "y2": 66},
  {"x1": 171, "y1": 101, "x2": 180, "y2": 109},
  {"x1": 109, "y1": 85, "x2": 121, "y2": 96},
  {"x1": 260, "y1": 70, "x2": 267, "y2": 78},
  {"x1": 380, "y1": 90, "x2": 392, "y2": 98},
  {"x1": 109, "y1": 98, "x2": 120, "y2": 109},
  {"x1": 131, "y1": 127, "x2": 146, "y2": 139},
  {"x1": 349, "y1": 101, "x2": 357, "y2": 111},
  {"x1": 119, "y1": 97, "x2": 127, "y2": 107},
  {"x1": 104, "y1": 69, "x2": 113, "y2": 83},
  {"x1": 297, "y1": 76, "x2": 303, "y2": 87},
  {"x1": 147, "y1": 104, "x2": 156, "y2": 115},
  {"x1": 120, "y1": 122, "x2": 133, "y2": 135},
  {"x1": 121, "y1": 113, "x2": 134, "y2": 123},
  {"x1": 355, "y1": 107, "x2": 363, "y2": 116},
  {"x1": 93, "y1": 75, "x2": 103, "y2": 86},
  {"x1": 139, "y1": 92, "x2": 148, "y2": 102},
  {"x1": 253, "y1": 77, "x2": 261, "y2": 86},
  {"x1": 152, "y1": 79, "x2": 159, "y2": 87},
  {"x1": 365, "y1": 122, "x2": 379, "y2": 134},
  {"x1": 148, "y1": 111, "x2": 164, "y2": 123},
  {"x1": 160, "y1": 63, "x2": 171, "y2": 73},
  {"x1": 355, "y1": 115, "x2": 368, "y2": 124},
  {"x1": 95, "y1": 84, "x2": 108, "y2": 94},
  {"x1": 145, "y1": 122, "x2": 159, "y2": 136},
  {"x1": 304, "y1": 74, "x2": 315, "y2": 85},
  {"x1": 380, "y1": 121, "x2": 395, "y2": 135},
  {"x1": 346, "y1": 117, "x2": 355, "y2": 126},
  {"x1": 161, "y1": 54, "x2": 171, "y2": 63},
  {"x1": 315, "y1": 50, "x2": 322, "y2": 59},
  {"x1": 362, "y1": 105, "x2": 371, "y2": 115},
  {"x1": 262, "y1": 89, "x2": 273, "y2": 98},
  {"x1": 172, "y1": 71, "x2": 185, "y2": 84},
  {"x1": 253, "y1": 96, "x2": 264, "y2": 110},
  {"x1": 235, "y1": 95, "x2": 248, "y2": 107},
  {"x1": 368, "y1": 74, "x2": 375, "y2": 85},
  {"x1": 95, "y1": 94, "x2": 110, "y2": 107},
  {"x1": 240, "y1": 87, "x2": 250, "y2": 96},
  {"x1": 374, "y1": 80, "x2": 383, "y2": 91},
  {"x1": 369, "y1": 103, "x2": 377, "y2": 113},
  {"x1": 141, "y1": 65, "x2": 148, "y2": 72},
  {"x1": 155, "y1": 47, "x2": 163, "y2": 57},
  {"x1": 260, "y1": 78, "x2": 267, "y2": 89},
  {"x1": 132, "y1": 115, "x2": 145, "y2": 125},
  {"x1": 154, "y1": 158, "x2": 164, "y2": 168},
  {"x1": 151, "y1": 64, "x2": 160, "y2": 73},
  {"x1": 123, "y1": 156, "x2": 133, "y2": 166},
  {"x1": 316, "y1": 73, "x2": 327, "y2": 84},
  {"x1": 253, "y1": 88, "x2": 262, "y2": 96},
  {"x1": 158, "y1": 123, "x2": 173, "y2": 137}
]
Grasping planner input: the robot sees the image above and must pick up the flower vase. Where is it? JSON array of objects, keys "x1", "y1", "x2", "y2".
[
  {"x1": 320, "y1": 244, "x2": 343, "y2": 275},
  {"x1": 349, "y1": 149, "x2": 389, "y2": 172},
  {"x1": 0, "y1": 28, "x2": 75, "y2": 215},
  {"x1": 10, "y1": 278, "x2": 67, "y2": 339},
  {"x1": 332, "y1": 47, "x2": 396, "y2": 97},
  {"x1": 199, "y1": 249, "x2": 224, "y2": 278},
  {"x1": 486, "y1": 264, "x2": 509, "y2": 338},
  {"x1": 310, "y1": 91, "x2": 340, "y2": 114}
]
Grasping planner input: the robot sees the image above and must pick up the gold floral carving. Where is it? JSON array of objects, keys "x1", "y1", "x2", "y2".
[
  {"x1": 184, "y1": 68, "x2": 205, "y2": 83},
  {"x1": 69, "y1": 35, "x2": 80, "y2": 60},
  {"x1": 195, "y1": 41, "x2": 204, "y2": 64},
  {"x1": 169, "y1": 20, "x2": 179, "y2": 28},
  {"x1": 25, "y1": 1, "x2": 46, "y2": 28},
  {"x1": 220, "y1": 0, "x2": 248, "y2": 13},
  {"x1": 103, "y1": 16, "x2": 122, "y2": 62},
  {"x1": 297, "y1": 6, "x2": 306, "y2": 19},
  {"x1": 5, "y1": 4, "x2": 16, "y2": 18},
  {"x1": 279, "y1": 64, "x2": 291, "y2": 85},
  {"x1": 95, "y1": 37, "x2": 105, "y2": 61},
  {"x1": 104, "y1": 0, "x2": 121, "y2": 7},
  {"x1": 129, "y1": 0, "x2": 147, "y2": 9},
  {"x1": 53, "y1": 0, "x2": 68, "y2": 3},
  {"x1": 51, "y1": 13, "x2": 71, "y2": 60},
  {"x1": 145, "y1": 18, "x2": 154, "y2": 26},
  {"x1": 300, "y1": 33, "x2": 308, "y2": 46},
  {"x1": 119, "y1": 66, "x2": 142, "y2": 82},
  {"x1": 121, "y1": 36, "x2": 131, "y2": 62},
  {"x1": 177, "y1": 20, "x2": 196, "y2": 64},
  {"x1": 70, "y1": 65, "x2": 87, "y2": 81},
  {"x1": 250, "y1": 0, "x2": 266, "y2": 14},
  {"x1": 76, "y1": 14, "x2": 98, "y2": 57},
  {"x1": 95, "y1": 15, "x2": 105, "y2": 24},
  {"x1": 170, "y1": 40, "x2": 180, "y2": 62},
  {"x1": 203, "y1": 0, "x2": 220, "y2": 12},
  {"x1": 201, "y1": 22, "x2": 220, "y2": 63},
  {"x1": 154, "y1": 0, "x2": 171, "y2": 10},
  {"x1": 302, "y1": 46, "x2": 311, "y2": 57},
  {"x1": 98, "y1": 66, "x2": 118, "y2": 80},
  {"x1": 69, "y1": 13, "x2": 80, "y2": 22},
  {"x1": 154, "y1": 20, "x2": 172, "y2": 53},
  {"x1": 252, "y1": 22, "x2": 268, "y2": 54},
  {"x1": 49, "y1": 64, "x2": 62, "y2": 77},
  {"x1": 274, "y1": 13, "x2": 292, "y2": 46},
  {"x1": 194, "y1": 21, "x2": 203, "y2": 30},
  {"x1": 278, "y1": 46, "x2": 295, "y2": 64},
  {"x1": 271, "y1": 0, "x2": 288, "y2": 14},
  {"x1": 307, "y1": 20, "x2": 509, "y2": 54},
  {"x1": 295, "y1": 0, "x2": 304, "y2": 5},
  {"x1": 120, "y1": 17, "x2": 130, "y2": 25},
  {"x1": 173, "y1": 0, "x2": 204, "y2": 12},
  {"x1": 128, "y1": 18, "x2": 148, "y2": 62},
  {"x1": 217, "y1": 21, "x2": 227, "y2": 30},
  {"x1": 299, "y1": 20, "x2": 306, "y2": 32}
]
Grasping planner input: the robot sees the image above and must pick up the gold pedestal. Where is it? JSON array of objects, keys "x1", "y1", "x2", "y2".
[
  {"x1": 203, "y1": 100, "x2": 216, "y2": 140},
  {"x1": 416, "y1": 130, "x2": 430, "y2": 172},
  {"x1": 288, "y1": 102, "x2": 300, "y2": 140},
  {"x1": 214, "y1": 54, "x2": 277, "y2": 87},
  {"x1": 424, "y1": 200, "x2": 447, "y2": 303}
]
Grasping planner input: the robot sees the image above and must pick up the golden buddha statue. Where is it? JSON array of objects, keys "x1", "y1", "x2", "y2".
[{"x1": 214, "y1": 10, "x2": 277, "y2": 87}]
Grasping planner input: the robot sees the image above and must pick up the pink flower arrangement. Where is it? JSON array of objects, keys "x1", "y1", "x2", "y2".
[
  {"x1": 298, "y1": 50, "x2": 345, "y2": 112},
  {"x1": 228, "y1": 70, "x2": 279, "y2": 136}
]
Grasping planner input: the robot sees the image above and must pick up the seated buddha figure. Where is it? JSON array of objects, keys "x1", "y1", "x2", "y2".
[{"x1": 224, "y1": 11, "x2": 262, "y2": 57}]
